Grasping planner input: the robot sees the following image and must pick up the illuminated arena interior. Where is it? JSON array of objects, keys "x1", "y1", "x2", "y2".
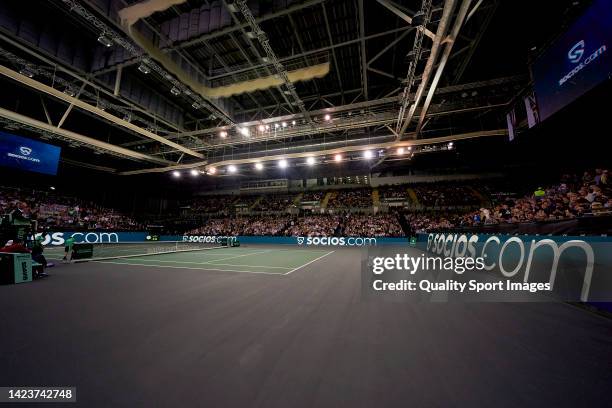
[{"x1": 1, "y1": 0, "x2": 611, "y2": 407}]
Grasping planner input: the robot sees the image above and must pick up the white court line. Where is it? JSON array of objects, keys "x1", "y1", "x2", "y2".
[
  {"x1": 284, "y1": 251, "x2": 335, "y2": 275},
  {"x1": 121, "y1": 258, "x2": 292, "y2": 269},
  {"x1": 90, "y1": 260, "x2": 284, "y2": 275}
]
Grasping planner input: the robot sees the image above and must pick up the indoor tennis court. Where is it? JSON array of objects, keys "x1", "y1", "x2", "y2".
[{"x1": 45, "y1": 243, "x2": 336, "y2": 275}]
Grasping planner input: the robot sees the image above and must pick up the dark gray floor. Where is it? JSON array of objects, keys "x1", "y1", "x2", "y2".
[{"x1": 1, "y1": 246, "x2": 611, "y2": 408}]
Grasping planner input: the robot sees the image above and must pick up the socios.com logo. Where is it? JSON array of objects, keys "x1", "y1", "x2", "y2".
[
  {"x1": 35, "y1": 232, "x2": 119, "y2": 246},
  {"x1": 297, "y1": 236, "x2": 377, "y2": 247},
  {"x1": 19, "y1": 146, "x2": 32, "y2": 156},
  {"x1": 568, "y1": 40, "x2": 585, "y2": 64}
]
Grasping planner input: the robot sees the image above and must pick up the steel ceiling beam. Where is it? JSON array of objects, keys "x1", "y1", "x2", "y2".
[
  {"x1": 397, "y1": 0, "x2": 456, "y2": 138},
  {"x1": 321, "y1": 2, "x2": 345, "y2": 104},
  {"x1": 376, "y1": 0, "x2": 436, "y2": 39},
  {"x1": 0, "y1": 33, "x2": 181, "y2": 132},
  {"x1": 205, "y1": 26, "x2": 411, "y2": 83},
  {"x1": 123, "y1": 76, "x2": 523, "y2": 149},
  {"x1": 234, "y1": 0, "x2": 313, "y2": 123},
  {"x1": 416, "y1": 0, "x2": 472, "y2": 135},
  {"x1": 0, "y1": 65, "x2": 205, "y2": 158},
  {"x1": 118, "y1": 129, "x2": 507, "y2": 175},
  {"x1": 58, "y1": 0, "x2": 235, "y2": 125},
  {"x1": 358, "y1": 0, "x2": 368, "y2": 101},
  {"x1": 0, "y1": 107, "x2": 172, "y2": 165},
  {"x1": 177, "y1": 0, "x2": 327, "y2": 50}
]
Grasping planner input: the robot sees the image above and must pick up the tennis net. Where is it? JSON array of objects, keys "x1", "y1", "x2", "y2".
[{"x1": 69, "y1": 240, "x2": 232, "y2": 262}]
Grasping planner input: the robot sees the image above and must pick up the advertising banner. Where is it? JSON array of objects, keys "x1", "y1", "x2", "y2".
[
  {"x1": 532, "y1": 0, "x2": 612, "y2": 121},
  {"x1": 0, "y1": 132, "x2": 61, "y2": 175},
  {"x1": 37, "y1": 231, "x2": 410, "y2": 248},
  {"x1": 36, "y1": 231, "x2": 150, "y2": 246},
  {"x1": 415, "y1": 232, "x2": 612, "y2": 302}
]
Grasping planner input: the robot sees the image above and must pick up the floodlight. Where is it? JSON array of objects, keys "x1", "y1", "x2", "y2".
[{"x1": 97, "y1": 34, "x2": 113, "y2": 47}]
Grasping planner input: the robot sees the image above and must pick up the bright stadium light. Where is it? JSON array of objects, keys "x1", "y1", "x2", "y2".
[
  {"x1": 190, "y1": 169, "x2": 199, "y2": 176},
  {"x1": 407, "y1": 146, "x2": 412, "y2": 151},
  {"x1": 278, "y1": 159, "x2": 288, "y2": 168},
  {"x1": 397, "y1": 147, "x2": 405, "y2": 155},
  {"x1": 274, "y1": 123, "x2": 279, "y2": 129},
  {"x1": 324, "y1": 114, "x2": 331, "y2": 121},
  {"x1": 219, "y1": 131, "x2": 227, "y2": 138},
  {"x1": 254, "y1": 162, "x2": 264, "y2": 170},
  {"x1": 292, "y1": 120, "x2": 296, "y2": 126},
  {"x1": 265, "y1": 125, "x2": 270, "y2": 130},
  {"x1": 363, "y1": 150, "x2": 374, "y2": 159},
  {"x1": 239, "y1": 127, "x2": 250, "y2": 137},
  {"x1": 19, "y1": 68, "x2": 35, "y2": 78},
  {"x1": 207, "y1": 167, "x2": 217, "y2": 175},
  {"x1": 227, "y1": 165, "x2": 237, "y2": 174},
  {"x1": 282, "y1": 122, "x2": 287, "y2": 128},
  {"x1": 306, "y1": 156, "x2": 316, "y2": 166},
  {"x1": 334, "y1": 154, "x2": 342, "y2": 162},
  {"x1": 138, "y1": 62, "x2": 151, "y2": 74},
  {"x1": 172, "y1": 171, "x2": 181, "y2": 178},
  {"x1": 258, "y1": 125, "x2": 265, "y2": 132},
  {"x1": 97, "y1": 34, "x2": 113, "y2": 47}
]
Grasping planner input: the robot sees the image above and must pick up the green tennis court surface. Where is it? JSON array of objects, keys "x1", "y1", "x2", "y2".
[{"x1": 47, "y1": 246, "x2": 335, "y2": 275}]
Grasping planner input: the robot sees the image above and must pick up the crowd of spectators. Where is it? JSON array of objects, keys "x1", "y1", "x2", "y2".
[
  {"x1": 6, "y1": 169, "x2": 609, "y2": 236},
  {"x1": 187, "y1": 216, "x2": 291, "y2": 236},
  {"x1": 0, "y1": 186, "x2": 141, "y2": 230},
  {"x1": 285, "y1": 215, "x2": 341, "y2": 237},
  {"x1": 253, "y1": 194, "x2": 296, "y2": 212},
  {"x1": 408, "y1": 169, "x2": 612, "y2": 232},
  {"x1": 411, "y1": 184, "x2": 481, "y2": 207},
  {"x1": 189, "y1": 195, "x2": 237, "y2": 214},
  {"x1": 300, "y1": 191, "x2": 324, "y2": 202},
  {"x1": 327, "y1": 188, "x2": 373, "y2": 208},
  {"x1": 378, "y1": 185, "x2": 408, "y2": 200},
  {"x1": 343, "y1": 214, "x2": 403, "y2": 237},
  {"x1": 186, "y1": 213, "x2": 405, "y2": 238},
  {"x1": 234, "y1": 195, "x2": 263, "y2": 209}
]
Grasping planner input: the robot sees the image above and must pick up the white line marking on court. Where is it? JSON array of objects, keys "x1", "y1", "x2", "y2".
[
  {"x1": 122, "y1": 258, "x2": 292, "y2": 269},
  {"x1": 90, "y1": 260, "x2": 284, "y2": 275},
  {"x1": 284, "y1": 251, "x2": 335, "y2": 275}
]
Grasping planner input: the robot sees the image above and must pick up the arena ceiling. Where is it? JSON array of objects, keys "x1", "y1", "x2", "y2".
[{"x1": 0, "y1": 0, "x2": 585, "y2": 175}]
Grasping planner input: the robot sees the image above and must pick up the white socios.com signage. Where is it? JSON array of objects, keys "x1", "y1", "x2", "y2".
[{"x1": 425, "y1": 233, "x2": 595, "y2": 301}]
